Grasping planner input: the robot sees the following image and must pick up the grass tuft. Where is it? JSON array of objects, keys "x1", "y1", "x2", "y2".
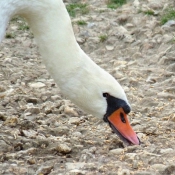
[
  {"x1": 5, "y1": 33, "x2": 15, "y2": 39},
  {"x1": 99, "y1": 34, "x2": 108, "y2": 42},
  {"x1": 66, "y1": 3, "x2": 89, "y2": 17},
  {"x1": 144, "y1": 10, "x2": 155, "y2": 16},
  {"x1": 18, "y1": 23, "x2": 30, "y2": 31},
  {"x1": 107, "y1": 0, "x2": 126, "y2": 9},
  {"x1": 76, "y1": 20, "x2": 87, "y2": 25},
  {"x1": 161, "y1": 8, "x2": 175, "y2": 25}
]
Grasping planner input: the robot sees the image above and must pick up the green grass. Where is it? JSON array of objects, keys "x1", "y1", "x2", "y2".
[
  {"x1": 107, "y1": 0, "x2": 126, "y2": 9},
  {"x1": 76, "y1": 20, "x2": 87, "y2": 25},
  {"x1": 161, "y1": 8, "x2": 175, "y2": 25},
  {"x1": 18, "y1": 23, "x2": 30, "y2": 31},
  {"x1": 66, "y1": 3, "x2": 89, "y2": 17},
  {"x1": 11, "y1": 16, "x2": 29, "y2": 30},
  {"x1": 144, "y1": 10, "x2": 155, "y2": 16},
  {"x1": 99, "y1": 34, "x2": 108, "y2": 42},
  {"x1": 5, "y1": 33, "x2": 15, "y2": 39}
]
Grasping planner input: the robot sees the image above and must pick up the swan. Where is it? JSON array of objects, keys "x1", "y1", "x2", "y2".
[{"x1": 0, "y1": 0, "x2": 140, "y2": 145}]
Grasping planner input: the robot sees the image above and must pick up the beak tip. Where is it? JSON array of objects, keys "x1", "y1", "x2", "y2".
[{"x1": 131, "y1": 135, "x2": 140, "y2": 145}]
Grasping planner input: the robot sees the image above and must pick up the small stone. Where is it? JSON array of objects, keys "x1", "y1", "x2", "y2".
[
  {"x1": 162, "y1": 165, "x2": 175, "y2": 174},
  {"x1": 134, "y1": 172, "x2": 152, "y2": 175},
  {"x1": 118, "y1": 169, "x2": 130, "y2": 175},
  {"x1": 148, "y1": 1, "x2": 163, "y2": 9},
  {"x1": 133, "y1": 0, "x2": 140, "y2": 8},
  {"x1": 0, "y1": 52, "x2": 4, "y2": 58},
  {"x1": 163, "y1": 20, "x2": 175, "y2": 27},
  {"x1": 25, "y1": 97, "x2": 38, "y2": 104},
  {"x1": 51, "y1": 95, "x2": 61, "y2": 101},
  {"x1": 109, "y1": 148, "x2": 124, "y2": 155},
  {"x1": 69, "y1": 169, "x2": 87, "y2": 175},
  {"x1": 89, "y1": 146, "x2": 96, "y2": 154},
  {"x1": 3, "y1": 116, "x2": 18, "y2": 126},
  {"x1": 151, "y1": 164, "x2": 166, "y2": 173},
  {"x1": 124, "y1": 35, "x2": 135, "y2": 43},
  {"x1": 77, "y1": 37, "x2": 86, "y2": 44},
  {"x1": 170, "y1": 115, "x2": 175, "y2": 122},
  {"x1": 0, "y1": 140, "x2": 11, "y2": 152},
  {"x1": 50, "y1": 126, "x2": 69, "y2": 136},
  {"x1": 160, "y1": 148, "x2": 173, "y2": 154},
  {"x1": 137, "y1": 133, "x2": 146, "y2": 141},
  {"x1": 22, "y1": 130, "x2": 37, "y2": 138},
  {"x1": 25, "y1": 107, "x2": 40, "y2": 115},
  {"x1": 68, "y1": 117, "x2": 81, "y2": 125},
  {"x1": 117, "y1": 14, "x2": 129, "y2": 24},
  {"x1": 72, "y1": 131, "x2": 82, "y2": 138},
  {"x1": 132, "y1": 160, "x2": 139, "y2": 169},
  {"x1": 29, "y1": 82, "x2": 46, "y2": 88},
  {"x1": 0, "y1": 112, "x2": 7, "y2": 121},
  {"x1": 106, "y1": 45, "x2": 114, "y2": 51},
  {"x1": 87, "y1": 22, "x2": 96, "y2": 28},
  {"x1": 27, "y1": 158, "x2": 36, "y2": 165},
  {"x1": 125, "y1": 153, "x2": 137, "y2": 159},
  {"x1": 66, "y1": 162, "x2": 86, "y2": 170},
  {"x1": 55, "y1": 143, "x2": 72, "y2": 154},
  {"x1": 64, "y1": 106, "x2": 78, "y2": 116},
  {"x1": 35, "y1": 165, "x2": 53, "y2": 175}
]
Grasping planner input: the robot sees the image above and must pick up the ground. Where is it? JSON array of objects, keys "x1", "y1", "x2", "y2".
[{"x1": 0, "y1": 0, "x2": 175, "y2": 174}]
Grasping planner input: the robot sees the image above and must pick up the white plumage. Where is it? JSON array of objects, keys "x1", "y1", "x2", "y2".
[{"x1": 0, "y1": 0, "x2": 128, "y2": 118}]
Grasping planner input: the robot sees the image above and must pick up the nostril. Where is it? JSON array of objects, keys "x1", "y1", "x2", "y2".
[
  {"x1": 120, "y1": 112, "x2": 126, "y2": 123},
  {"x1": 123, "y1": 105, "x2": 131, "y2": 114}
]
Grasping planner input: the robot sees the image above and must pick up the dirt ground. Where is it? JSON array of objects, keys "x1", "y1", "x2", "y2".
[{"x1": 0, "y1": 0, "x2": 175, "y2": 174}]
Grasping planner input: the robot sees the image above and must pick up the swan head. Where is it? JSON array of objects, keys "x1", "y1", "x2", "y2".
[
  {"x1": 94, "y1": 72, "x2": 140, "y2": 146},
  {"x1": 62, "y1": 65, "x2": 140, "y2": 146}
]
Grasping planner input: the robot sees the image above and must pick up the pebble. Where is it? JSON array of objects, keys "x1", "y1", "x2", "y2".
[
  {"x1": 106, "y1": 45, "x2": 114, "y2": 51},
  {"x1": 66, "y1": 162, "x2": 86, "y2": 170},
  {"x1": 64, "y1": 106, "x2": 79, "y2": 116},
  {"x1": 125, "y1": 153, "x2": 137, "y2": 160},
  {"x1": 29, "y1": 82, "x2": 46, "y2": 88},
  {"x1": 55, "y1": 143, "x2": 72, "y2": 154},
  {"x1": 162, "y1": 165, "x2": 175, "y2": 174},
  {"x1": 118, "y1": 169, "x2": 130, "y2": 175},
  {"x1": 76, "y1": 37, "x2": 86, "y2": 44},
  {"x1": 132, "y1": 160, "x2": 139, "y2": 169},
  {"x1": 69, "y1": 169, "x2": 87, "y2": 175},
  {"x1": 160, "y1": 148, "x2": 174, "y2": 154},
  {"x1": 151, "y1": 164, "x2": 167, "y2": 172},
  {"x1": 0, "y1": 140, "x2": 10, "y2": 152},
  {"x1": 24, "y1": 107, "x2": 40, "y2": 114},
  {"x1": 68, "y1": 117, "x2": 81, "y2": 125},
  {"x1": 3, "y1": 116, "x2": 18, "y2": 126},
  {"x1": 21, "y1": 130, "x2": 37, "y2": 138},
  {"x1": 72, "y1": 131, "x2": 82, "y2": 138},
  {"x1": 163, "y1": 20, "x2": 175, "y2": 27},
  {"x1": 109, "y1": 148, "x2": 124, "y2": 155},
  {"x1": 35, "y1": 165, "x2": 53, "y2": 175},
  {"x1": 87, "y1": 22, "x2": 96, "y2": 28},
  {"x1": 134, "y1": 172, "x2": 152, "y2": 175}
]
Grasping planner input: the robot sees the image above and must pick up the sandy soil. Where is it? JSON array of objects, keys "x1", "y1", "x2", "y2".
[{"x1": 0, "y1": 0, "x2": 175, "y2": 174}]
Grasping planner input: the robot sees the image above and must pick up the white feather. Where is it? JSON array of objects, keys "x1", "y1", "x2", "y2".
[{"x1": 0, "y1": 0, "x2": 129, "y2": 118}]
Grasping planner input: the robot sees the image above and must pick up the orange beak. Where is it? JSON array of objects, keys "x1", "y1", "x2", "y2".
[{"x1": 108, "y1": 108, "x2": 140, "y2": 145}]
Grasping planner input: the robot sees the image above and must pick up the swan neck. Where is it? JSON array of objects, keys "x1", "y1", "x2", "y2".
[{"x1": 1, "y1": 0, "x2": 84, "y2": 85}]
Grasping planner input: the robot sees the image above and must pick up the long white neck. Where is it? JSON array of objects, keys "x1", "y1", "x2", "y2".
[
  {"x1": 0, "y1": 1, "x2": 97, "y2": 86},
  {"x1": 0, "y1": 0, "x2": 128, "y2": 117}
]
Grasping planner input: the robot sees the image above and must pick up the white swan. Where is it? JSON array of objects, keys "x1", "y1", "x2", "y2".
[{"x1": 0, "y1": 0, "x2": 140, "y2": 145}]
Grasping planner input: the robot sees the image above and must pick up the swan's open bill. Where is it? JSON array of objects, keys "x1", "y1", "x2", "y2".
[{"x1": 107, "y1": 108, "x2": 140, "y2": 145}]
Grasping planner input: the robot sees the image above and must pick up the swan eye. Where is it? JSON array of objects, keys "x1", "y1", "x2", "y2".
[
  {"x1": 120, "y1": 112, "x2": 126, "y2": 123},
  {"x1": 103, "y1": 93, "x2": 109, "y2": 98}
]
